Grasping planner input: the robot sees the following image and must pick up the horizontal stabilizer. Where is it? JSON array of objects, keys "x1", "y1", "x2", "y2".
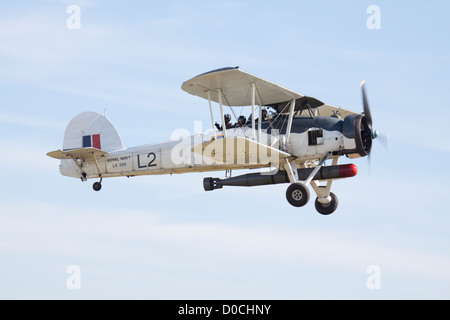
[
  {"x1": 192, "y1": 137, "x2": 292, "y2": 165},
  {"x1": 47, "y1": 147, "x2": 108, "y2": 160}
]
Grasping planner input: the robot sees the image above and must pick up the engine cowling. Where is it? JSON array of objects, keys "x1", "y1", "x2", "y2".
[{"x1": 342, "y1": 114, "x2": 372, "y2": 159}]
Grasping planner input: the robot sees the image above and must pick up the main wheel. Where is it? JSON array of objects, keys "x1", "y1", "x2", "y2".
[
  {"x1": 93, "y1": 182, "x2": 102, "y2": 191},
  {"x1": 286, "y1": 183, "x2": 310, "y2": 207},
  {"x1": 315, "y1": 192, "x2": 338, "y2": 215}
]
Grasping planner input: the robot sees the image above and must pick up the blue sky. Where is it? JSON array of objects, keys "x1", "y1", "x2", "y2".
[{"x1": 0, "y1": 0, "x2": 449, "y2": 299}]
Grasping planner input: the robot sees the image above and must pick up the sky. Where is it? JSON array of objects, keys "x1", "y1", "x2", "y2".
[{"x1": 0, "y1": 0, "x2": 449, "y2": 299}]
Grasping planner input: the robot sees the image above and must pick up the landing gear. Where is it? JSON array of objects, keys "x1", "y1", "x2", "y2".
[
  {"x1": 93, "y1": 181, "x2": 102, "y2": 191},
  {"x1": 286, "y1": 183, "x2": 310, "y2": 207},
  {"x1": 92, "y1": 177, "x2": 102, "y2": 192},
  {"x1": 315, "y1": 192, "x2": 338, "y2": 215},
  {"x1": 282, "y1": 153, "x2": 342, "y2": 215}
]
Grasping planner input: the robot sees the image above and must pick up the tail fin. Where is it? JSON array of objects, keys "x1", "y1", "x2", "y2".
[{"x1": 62, "y1": 111, "x2": 123, "y2": 152}]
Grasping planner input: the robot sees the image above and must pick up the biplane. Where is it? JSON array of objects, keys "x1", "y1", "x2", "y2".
[{"x1": 47, "y1": 67, "x2": 382, "y2": 215}]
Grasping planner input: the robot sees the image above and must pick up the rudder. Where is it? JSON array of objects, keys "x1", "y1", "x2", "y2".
[{"x1": 62, "y1": 111, "x2": 123, "y2": 152}]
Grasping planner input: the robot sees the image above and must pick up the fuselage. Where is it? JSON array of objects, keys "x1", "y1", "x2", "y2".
[{"x1": 59, "y1": 116, "x2": 361, "y2": 179}]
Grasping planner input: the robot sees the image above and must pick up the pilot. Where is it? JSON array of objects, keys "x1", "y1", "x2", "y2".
[
  {"x1": 235, "y1": 115, "x2": 247, "y2": 127},
  {"x1": 255, "y1": 109, "x2": 268, "y2": 123},
  {"x1": 261, "y1": 109, "x2": 268, "y2": 121},
  {"x1": 215, "y1": 114, "x2": 233, "y2": 131}
]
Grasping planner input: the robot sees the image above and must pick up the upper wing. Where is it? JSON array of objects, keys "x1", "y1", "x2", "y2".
[
  {"x1": 47, "y1": 147, "x2": 108, "y2": 160},
  {"x1": 266, "y1": 96, "x2": 358, "y2": 117},
  {"x1": 181, "y1": 67, "x2": 303, "y2": 106},
  {"x1": 315, "y1": 103, "x2": 358, "y2": 118},
  {"x1": 181, "y1": 67, "x2": 359, "y2": 117}
]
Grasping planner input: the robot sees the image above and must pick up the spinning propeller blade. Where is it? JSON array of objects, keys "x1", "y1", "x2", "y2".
[
  {"x1": 360, "y1": 80, "x2": 389, "y2": 172},
  {"x1": 360, "y1": 80, "x2": 372, "y2": 129},
  {"x1": 360, "y1": 81, "x2": 389, "y2": 171}
]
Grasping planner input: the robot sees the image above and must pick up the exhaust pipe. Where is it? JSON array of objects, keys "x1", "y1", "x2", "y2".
[{"x1": 204, "y1": 164, "x2": 357, "y2": 191}]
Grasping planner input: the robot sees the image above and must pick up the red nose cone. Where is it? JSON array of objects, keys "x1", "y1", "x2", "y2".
[{"x1": 339, "y1": 164, "x2": 358, "y2": 178}]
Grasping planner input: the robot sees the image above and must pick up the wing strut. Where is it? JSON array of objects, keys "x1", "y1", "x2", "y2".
[
  {"x1": 258, "y1": 104, "x2": 263, "y2": 143},
  {"x1": 251, "y1": 82, "x2": 256, "y2": 140},
  {"x1": 285, "y1": 99, "x2": 296, "y2": 143},
  {"x1": 207, "y1": 91, "x2": 217, "y2": 140},
  {"x1": 218, "y1": 88, "x2": 227, "y2": 138}
]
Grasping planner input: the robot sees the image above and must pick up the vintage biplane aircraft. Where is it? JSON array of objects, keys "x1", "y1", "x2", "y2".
[{"x1": 48, "y1": 67, "x2": 382, "y2": 215}]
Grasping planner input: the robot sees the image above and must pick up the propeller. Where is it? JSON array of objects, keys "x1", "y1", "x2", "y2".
[
  {"x1": 360, "y1": 80, "x2": 388, "y2": 170},
  {"x1": 360, "y1": 80, "x2": 372, "y2": 129}
]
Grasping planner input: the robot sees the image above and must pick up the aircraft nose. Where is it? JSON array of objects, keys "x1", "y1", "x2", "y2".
[{"x1": 372, "y1": 129, "x2": 378, "y2": 139}]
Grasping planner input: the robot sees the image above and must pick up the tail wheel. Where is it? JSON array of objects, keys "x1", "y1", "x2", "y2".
[
  {"x1": 315, "y1": 192, "x2": 338, "y2": 215},
  {"x1": 93, "y1": 182, "x2": 102, "y2": 191},
  {"x1": 286, "y1": 183, "x2": 310, "y2": 207}
]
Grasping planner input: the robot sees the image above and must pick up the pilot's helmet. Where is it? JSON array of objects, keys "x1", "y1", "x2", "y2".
[
  {"x1": 238, "y1": 115, "x2": 246, "y2": 123},
  {"x1": 224, "y1": 114, "x2": 231, "y2": 123}
]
